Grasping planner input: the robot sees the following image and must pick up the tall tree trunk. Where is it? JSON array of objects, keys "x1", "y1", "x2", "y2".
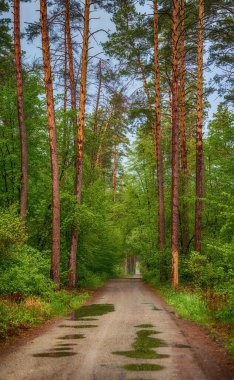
[
  {"x1": 90, "y1": 59, "x2": 102, "y2": 183},
  {"x1": 60, "y1": 28, "x2": 68, "y2": 183},
  {"x1": 40, "y1": 0, "x2": 60, "y2": 286},
  {"x1": 14, "y1": 0, "x2": 28, "y2": 222},
  {"x1": 65, "y1": 0, "x2": 77, "y2": 159},
  {"x1": 171, "y1": 0, "x2": 180, "y2": 287},
  {"x1": 195, "y1": 0, "x2": 204, "y2": 252},
  {"x1": 95, "y1": 109, "x2": 113, "y2": 167},
  {"x1": 68, "y1": 0, "x2": 90, "y2": 288},
  {"x1": 153, "y1": 0, "x2": 166, "y2": 253},
  {"x1": 112, "y1": 141, "x2": 117, "y2": 201},
  {"x1": 179, "y1": 0, "x2": 189, "y2": 254},
  {"x1": 94, "y1": 60, "x2": 102, "y2": 134}
]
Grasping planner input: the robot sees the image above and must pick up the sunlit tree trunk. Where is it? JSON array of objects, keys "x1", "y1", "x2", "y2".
[
  {"x1": 65, "y1": 0, "x2": 77, "y2": 137},
  {"x1": 153, "y1": 0, "x2": 166, "y2": 254},
  {"x1": 68, "y1": 0, "x2": 90, "y2": 288},
  {"x1": 94, "y1": 60, "x2": 102, "y2": 134},
  {"x1": 60, "y1": 28, "x2": 68, "y2": 183},
  {"x1": 14, "y1": 0, "x2": 28, "y2": 222},
  {"x1": 179, "y1": 0, "x2": 189, "y2": 254},
  {"x1": 195, "y1": 0, "x2": 204, "y2": 252},
  {"x1": 40, "y1": 0, "x2": 60, "y2": 286},
  {"x1": 171, "y1": 0, "x2": 180, "y2": 288}
]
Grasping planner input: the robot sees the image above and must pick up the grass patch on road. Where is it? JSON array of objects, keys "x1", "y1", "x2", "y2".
[
  {"x1": 33, "y1": 351, "x2": 77, "y2": 358},
  {"x1": 124, "y1": 363, "x2": 163, "y2": 371},
  {"x1": 114, "y1": 329, "x2": 168, "y2": 359},
  {"x1": 74, "y1": 303, "x2": 114, "y2": 319}
]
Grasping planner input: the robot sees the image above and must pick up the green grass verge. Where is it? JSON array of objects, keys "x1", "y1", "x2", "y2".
[
  {"x1": 158, "y1": 286, "x2": 211, "y2": 325},
  {"x1": 144, "y1": 275, "x2": 234, "y2": 357},
  {"x1": 0, "y1": 290, "x2": 90, "y2": 342}
]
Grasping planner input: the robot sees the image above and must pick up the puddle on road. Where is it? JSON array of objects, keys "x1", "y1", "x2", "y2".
[
  {"x1": 124, "y1": 363, "x2": 163, "y2": 371},
  {"x1": 173, "y1": 343, "x2": 191, "y2": 348},
  {"x1": 74, "y1": 303, "x2": 115, "y2": 320},
  {"x1": 33, "y1": 304, "x2": 115, "y2": 359},
  {"x1": 55, "y1": 343, "x2": 77, "y2": 346},
  {"x1": 58, "y1": 324, "x2": 97, "y2": 329},
  {"x1": 49, "y1": 347, "x2": 73, "y2": 351},
  {"x1": 114, "y1": 329, "x2": 168, "y2": 359},
  {"x1": 127, "y1": 378, "x2": 155, "y2": 380},
  {"x1": 33, "y1": 352, "x2": 77, "y2": 358},
  {"x1": 58, "y1": 334, "x2": 84, "y2": 339},
  {"x1": 152, "y1": 306, "x2": 162, "y2": 311}
]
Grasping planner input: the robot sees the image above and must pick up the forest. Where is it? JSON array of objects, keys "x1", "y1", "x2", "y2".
[{"x1": 0, "y1": 0, "x2": 233, "y2": 355}]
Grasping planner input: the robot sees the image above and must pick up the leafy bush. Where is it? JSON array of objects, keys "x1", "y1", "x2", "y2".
[
  {"x1": 0, "y1": 205, "x2": 26, "y2": 256},
  {"x1": 0, "y1": 246, "x2": 55, "y2": 297},
  {"x1": 0, "y1": 291, "x2": 89, "y2": 340}
]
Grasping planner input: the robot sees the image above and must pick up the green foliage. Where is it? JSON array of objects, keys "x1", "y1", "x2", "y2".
[
  {"x1": 0, "y1": 246, "x2": 55, "y2": 297},
  {"x1": 0, "y1": 205, "x2": 25, "y2": 255},
  {"x1": 157, "y1": 285, "x2": 211, "y2": 325},
  {"x1": 0, "y1": 291, "x2": 89, "y2": 341}
]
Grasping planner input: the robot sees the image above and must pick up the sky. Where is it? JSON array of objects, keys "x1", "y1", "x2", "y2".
[{"x1": 6, "y1": 1, "x2": 221, "y2": 124}]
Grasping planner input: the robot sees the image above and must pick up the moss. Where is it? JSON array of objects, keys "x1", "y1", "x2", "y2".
[
  {"x1": 113, "y1": 329, "x2": 167, "y2": 359},
  {"x1": 74, "y1": 304, "x2": 114, "y2": 319},
  {"x1": 123, "y1": 363, "x2": 163, "y2": 371}
]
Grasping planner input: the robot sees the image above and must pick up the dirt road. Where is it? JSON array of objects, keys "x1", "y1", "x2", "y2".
[{"x1": 0, "y1": 279, "x2": 233, "y2": 380}]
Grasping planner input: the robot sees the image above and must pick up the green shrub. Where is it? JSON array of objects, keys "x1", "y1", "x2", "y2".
[
  {"x1": 0, "y1": 246, "x2": 55, "y2": 297},
  {"x1": 0, "y1": 205, "x2": 26, "y2": 257}
]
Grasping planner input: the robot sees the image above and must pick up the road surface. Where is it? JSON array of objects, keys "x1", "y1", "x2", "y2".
[{"x1": 0, "y1": 279, "x2": 233, "y2": 380}]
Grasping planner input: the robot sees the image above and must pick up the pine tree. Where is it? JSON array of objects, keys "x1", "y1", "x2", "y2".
[{"x1": 40, "y1": 0, "x2": 60, "y2": 285}]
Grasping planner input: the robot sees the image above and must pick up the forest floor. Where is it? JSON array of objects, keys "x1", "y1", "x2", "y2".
[{"x1": 0, "y1": 278, "x2": 233, "y2": 380}]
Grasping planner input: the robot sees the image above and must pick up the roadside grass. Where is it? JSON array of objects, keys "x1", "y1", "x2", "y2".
[
  {"x1": 0, "y1": 290, "x2": 89, "y2": 342},
  {"x1": 144, "y1": 275, "x2": 234, "y2": 356},
  {"x1": 158, "y1": 286, "x2": 211, "y2": 325}
]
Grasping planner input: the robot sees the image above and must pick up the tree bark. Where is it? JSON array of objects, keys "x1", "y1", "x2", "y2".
[
  {"x1": 171, "y1": 0, "x2": 180, "y2": 288},
  {"x1": 95, "y1": 109, "x2": 113, "y2": 167},
  {"x1": 40, "y1": 0, "x2": 60, "y2": 286},
  {"x1": 90, "y1": 59, "x2": 102, "y2": 183},
  {"x1": 112, "y1": 141, "x2": 117, "y2": 201},
  {"x1": 14, "y1": 0, "x2": 28, "y2": 222},
  {"x1": 179, "y1": 0, "x2": 189, "y2": 254},
  {"x1": 153, "y1": 0, "x2": 166, "y2": 252},
  {"x1": 195, "y1": 0, "x2": 204, "y2": 252},
  {"x1": 94, "y1": 60, "x2": 102, "y2": 134},
  {"x1": 65, "y1": 0, "x2": 77, "y2": 147},
  {"x1": 60, "y1": 27, "x2": 68, "y2": 183},
  {"x1": 68, "y1": 0, "x2": 90, "y2": 288}
]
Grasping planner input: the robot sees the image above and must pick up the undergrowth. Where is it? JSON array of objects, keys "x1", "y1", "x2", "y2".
[
  {"x1": 144, "y1": 272, "x2": 234, "y2": 356},
  {"x1": 0, "y1": 291, "x2": 89, "y2": 342}
]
